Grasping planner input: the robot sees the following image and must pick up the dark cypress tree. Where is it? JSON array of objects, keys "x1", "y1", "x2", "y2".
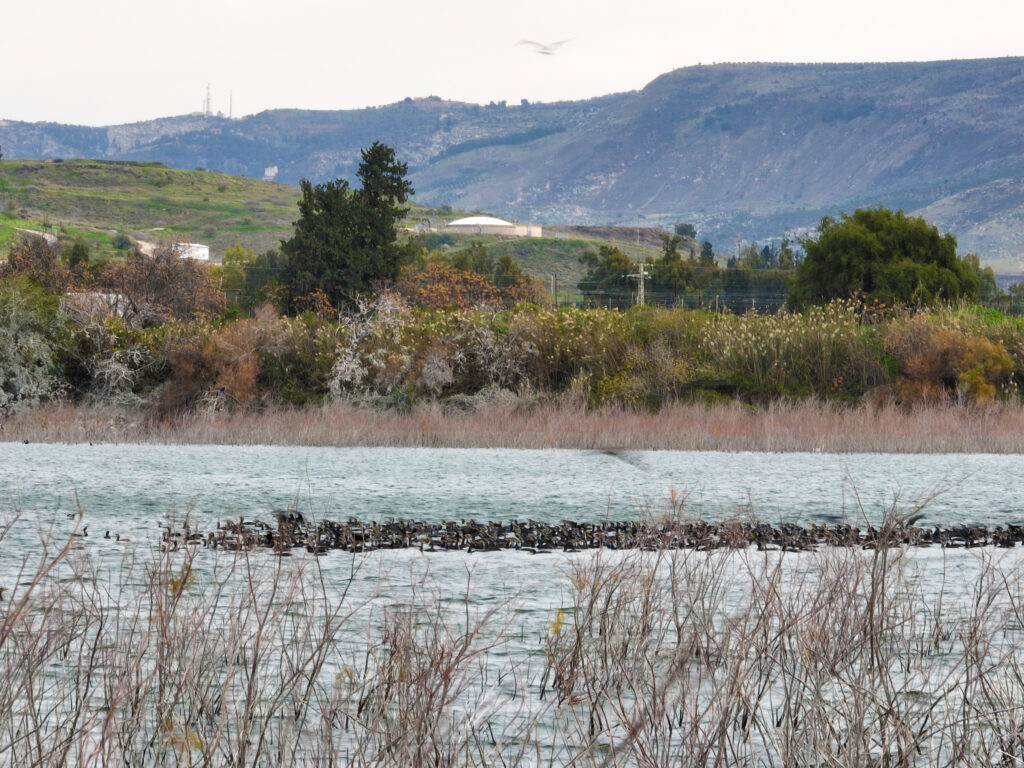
[{"x1": 281, "y1": 142, "x2": 413, "y2": 311}]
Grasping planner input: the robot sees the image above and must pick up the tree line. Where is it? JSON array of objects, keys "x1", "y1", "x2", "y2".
[
  {"x1": 580, "y1": 207, "x2": 996, "y2": 312},
  {"x1": 0, "y1": 142, "x2": 1013, "y2": 322}
]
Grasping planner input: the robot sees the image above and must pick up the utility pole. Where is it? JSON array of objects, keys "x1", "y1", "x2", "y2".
[{"x1": 627, "y1": 262, "x2": 650, "y2": 306}]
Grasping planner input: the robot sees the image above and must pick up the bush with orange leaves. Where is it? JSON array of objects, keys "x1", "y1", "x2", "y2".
[
  {"x1": 394, "y1": 262, "x2": 500, "y2": 309},
  {"x1": 154, "y1": 308, "x2": 344, "y2": 415},
  {"x1": 498, "y1": 272, "x2": 548, "y2": 306},
  {"x1": 884, "y1": 314, "x2": 1014, "y2": 403}
]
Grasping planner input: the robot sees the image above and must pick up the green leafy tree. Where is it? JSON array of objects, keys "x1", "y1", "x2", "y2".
[
  {"x1": 700, "y1": 240, "x2": 715, "y2": 266},
  {"x1": 1008, "y1": 281, "x2": 1024, "y2": 314},
  {"x1": 653, "y1": 234, "x2": 692, "y2": 299},
  {"x1": 65, "y1": 236, "x2": 90, "y2": 271},
  {"x1": 281, "y1": 142, "x2": 413, "y2": 311},
  {"x1": 221, "y1": 244, "x2": 257, "y2": 306},
  {"x1": 467, "y1": 241, "x2": 494, "y2": 278},
  {"x1": 491, "y1": 254, "x2": 523, "y2": 289},
  {"x1": 964, "y1": 253, "x2": 999, "y2": 304},
  {"x1": 778, "y1": 238, "x2": 795, "y2": 269},
  {"x1": 739, "y1": 244, "x2": 763, "y2": 270},
  {"x1": 578, "y1": 245, "x2": 633, "y2": 303},
  {"x1": 788, "y1": 207, "x2": 979, "y2": 309},
  {"x1": 674, "y1": 222, "x2": 697, "y2": 238},
  {"x1": 722, "y1": 268, "x2": 750, "y2": 312},
  {"x1": 242, "y1": 249, "x2": 288, "y2": 311},
  {"x1": 448, "y1": 241, "x2": 494, "y2": 277}
]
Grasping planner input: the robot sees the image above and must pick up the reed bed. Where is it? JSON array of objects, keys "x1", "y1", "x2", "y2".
[
  {"x1": 5, "y1": 506, "x2": 1024, "y2": 766},
  {"x1": 5, "y1": 399, "x2": 1024, "y2": 453}
]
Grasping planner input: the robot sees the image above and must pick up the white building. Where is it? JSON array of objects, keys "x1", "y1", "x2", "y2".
[
  {"x1": 444, "y1": 215, "x2": 542, "y2": 238},
  {"x1": 172, "y1": 242, "x2": 210, "y2": 261}
]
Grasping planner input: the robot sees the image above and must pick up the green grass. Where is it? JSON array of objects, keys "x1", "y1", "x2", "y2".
[
  {"x1": 0, "y1": 212, "x2": 130, "y2": 259},
  {"x1": 430, "y1": 234, "x2": 664, "y2": 300},
  {"x1": 0, "y1": 158, "x2": 666, "y2": 284},
  {"x1": 0, "y1": 158, "x2": 300, "y2": 257}
]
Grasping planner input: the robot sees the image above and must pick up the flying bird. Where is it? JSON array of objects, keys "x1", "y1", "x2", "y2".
[{"x1": 516, "y1": 39, "x2": 570, "y2": 56}]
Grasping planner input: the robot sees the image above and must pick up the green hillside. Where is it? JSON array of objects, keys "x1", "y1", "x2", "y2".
[
  {"x1": 0, "y1": 159, "x2": 670, "y2": 293},
  {"x1": 0, "y1": 158, "x2": 299, "y2": 258},
  {"x1": 5, "y1": 59, "x2": 1023, "y2": 266}
]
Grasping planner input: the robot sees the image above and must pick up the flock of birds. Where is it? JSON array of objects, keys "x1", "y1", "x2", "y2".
[
  {"x1": 0, "y1": 515, "x2": 1017, "y2": 603},
  {"x1": 138, "y1": 513, "x2": 1024, "y2": 557}
]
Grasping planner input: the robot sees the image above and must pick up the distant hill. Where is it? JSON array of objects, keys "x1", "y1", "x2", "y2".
[
  {"x1": 0, "y1": 159, "x2": 669, "y2": 292},
  {"x1": 2, "y1": 58, "x2": 1024, "y2": 270}
]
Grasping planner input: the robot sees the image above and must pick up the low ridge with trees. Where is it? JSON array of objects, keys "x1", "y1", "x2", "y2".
[
  {"x1": 4, "y1": 59, "x2": 1024, "y2": 268},
  {"x1": 1, "y1": 143, "x2": 1022, "y2": 429}
]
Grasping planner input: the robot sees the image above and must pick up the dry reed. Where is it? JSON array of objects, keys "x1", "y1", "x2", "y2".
[
  {"x1": 4, "y1": 399, "x2": 1024, "y2": 453},
  {"x1": 6, "y1": 506, "x2": 1024, "y2": 766}
]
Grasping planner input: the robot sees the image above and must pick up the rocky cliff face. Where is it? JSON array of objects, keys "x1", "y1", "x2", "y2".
[{"x1": 2, "y1": 58, "x2": 1023, "y2": 265}]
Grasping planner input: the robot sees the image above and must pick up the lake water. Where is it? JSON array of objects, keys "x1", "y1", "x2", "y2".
[
  {"x1": 2, "y1": 443, "x2": 1020, "y2": 534},
  {"x1": 1, "y1": 442, "x2": 1023, "y2": 766}
]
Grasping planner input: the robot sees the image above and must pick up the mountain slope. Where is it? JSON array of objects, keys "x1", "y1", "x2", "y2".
[{"x1": 2, "y1": 58, "x2": 1023, "y2": 267}]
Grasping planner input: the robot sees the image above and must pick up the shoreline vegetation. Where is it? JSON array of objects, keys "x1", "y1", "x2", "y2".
[
  {"x1": 4, "y1": 399, "x2": 1024, "y2": 453},
  {"x1": 5, "y1": 509, "x2": 1024, "y2": 766},
  {"x1": 5, "y1": 223, "x2": 1024, "y2": 454}
]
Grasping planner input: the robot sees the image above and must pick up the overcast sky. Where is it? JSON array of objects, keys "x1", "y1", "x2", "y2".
[{"x1": 4, "y1": 0, "x2": 1022, "y2": 126}]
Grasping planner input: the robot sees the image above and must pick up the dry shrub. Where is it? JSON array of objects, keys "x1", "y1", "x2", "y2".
[
  {"x1": 204, "y1": 320, "x2": 265, "y2": 407},
  {"x1": 214, "y1": 355, "x2": 260, "y2": 406},
  {"x1": 592, "y1": 339, "x2": 698, "y2": 409},
  {"x1": 1, "y1": 234, "x2": 76, "y2": 292},
  {"x1": 152, "y1": 314, "x2": 344, "y2": 415},
  {"x1": 70, "y1": 318, "x2": 160, "y2": 406},
  {"x1": 154, "y1": 326, "x2": 214, "y2": 416},
  {"x1": 99, "y1": 245, "x2": 224, "y2": 327},
  {"x1": 417, "y1": 310, "x2": 528, "y2": 396},
  {"x1": 328, "y1": 293, "x2": 412, "y2": 400},
  {"x1": 507, "y1": 306, "x2": 632, "y2": 392},
  {"x1": 417, "y1": 345, "x2": 455, "y2": 395},
  {"x1": 292, "y1": 287, "x2": 337, "y2": 320},
  {"x1": 885, "y1": 314, "x2": 1014, "y2": 403},
  {"x1": 498, "y1": 273, "x2": 549, "y2": 306},
  {"x1": 394, "y1": 262, "x2": 500, "y2": 309}
]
